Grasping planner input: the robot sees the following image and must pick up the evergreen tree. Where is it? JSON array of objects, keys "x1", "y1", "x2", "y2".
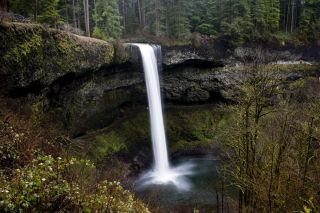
[
  {"x1": 93, "y1": 0, "x2": 123, "y2": 39},
  {"x1": 220, "y1": 0, "x2": 253, "y2": 47},
  {"x1": 145, "y1": 0, "x2": 166, "y2": 36},
  {"x1": 37, "y1": 0, "x2": 60, "y2": 26},
  {"x1": 9, "y1": 0, "x2": 33, "y2": 17},
  {"x1": 265, "y1": 0, "x2": 281, "y2": 32},
  {"x1": 296, "y1": 0, "x2": 320, "y2": 44},
  {"x1": 250, "y1": 0, "x2": 267, "y2": 33},
  {"x1": 10, "y1": 0, "x2": 59, "y2": 26},
  {"x1": 6, "y1": 0, "x2": 320, "y2": 45},
  {"x1": 169, "y1": 0, "x2": 191, "y2": 38},
  {"x1": 189, "y1": 0, "x2": 218, "y2": 35}
]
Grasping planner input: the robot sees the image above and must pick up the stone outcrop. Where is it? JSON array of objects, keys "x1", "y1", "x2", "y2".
[
  {"x1": 0, "y1": 22, "x2": 114, "y2": 95},
  {"x1": 0, "y1": 22, "x2": 319, "y2": 137}
]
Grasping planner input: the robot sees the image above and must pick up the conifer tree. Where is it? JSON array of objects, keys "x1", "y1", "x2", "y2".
[
  {"x1": 169, "y1": 0, "x2": 191, "y2": 38},
  {"x1": 296, "y1": 0, "x2": 320, "y2": 44},
  {"x1": 265, "y1": 0, "x2": 280, "y2": 32},
  {"x1": 93, "y1": 0, "x2": 123, "y2": 39},
  {"x1": 145, "y1": 0, "x2": 166, "y2": 36},
  {"x1": 220, "y1": 0, "x2": 253, "y2": 47}
]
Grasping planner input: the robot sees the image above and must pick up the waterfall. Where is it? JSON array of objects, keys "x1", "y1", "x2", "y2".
[
  {"x1": 132, "y1": 43, "x2": 193, "y2": 190},
  {"x1": 133, "y1": 43, "x2": 170, "y2": 175}
]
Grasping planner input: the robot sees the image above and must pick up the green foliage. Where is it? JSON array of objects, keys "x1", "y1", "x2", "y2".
[
  {"x1": 89, "y1": 106, "x2": 230, "y2": 157},
  {"x1": 145, "y1": 0, "x2": 167, "y2": 37},
  {"x1": 56, "y1": 36, "x2": 73, "y2": 55},
  {"x1": 196, "y1": 23, "x2": 216, "y2": 35},
  {"x1": 0, "y1": 155, "x2": 149, "y2": 212},
  {"x1": 31, "y1": 97, "x2": 46, "y2": 127},
  {"x1": 10, "y1": 0, "x2": 59, "y2": 26},
  {"x1": 6, "y1": 0, "x2": 320, "y2": 46},
  {"x1": 289, "y1": 78, "x2": 306, "y2": 90},
  {"x1": 300, "y1": 197, "x2": 320, "y2": 213},
  {"x1": 93, "y1": 27, "x2": 108, "y2": 41},
  {"x1": 218, "y1": 0, "x2": 253, "y2": 48},
  {"x1": 3, "y1": 34, "x2": 42, "y2": 65},
  {"x1": 0, "y1": 22, "x2": 114, "y2": 94},
  {"x1": 93, "y1": 0, "x2": 123, "y2": 40},
  {"x1": 90, "y1": 131, "x2": 127, "y2": 162},
  {"x1": 218, "y1": 59, "x2": 320, "y2": 212},
  {"x1": 37, "y1": 0, "x2": 60, "y2": 25},
  {"x1": 169, "y1": 0, "x2": 191, "y2": 38},
  {"x1": 0, "y1": 121, "x2": 22, "y2": 169},
  {"x1": 295, "y1": 0, "x2": 320, "y2": 45}
]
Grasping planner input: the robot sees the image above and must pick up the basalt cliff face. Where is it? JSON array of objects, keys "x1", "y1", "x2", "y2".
[{"x1": 0, "y1": 22, "x2": 319, "y2": 137}]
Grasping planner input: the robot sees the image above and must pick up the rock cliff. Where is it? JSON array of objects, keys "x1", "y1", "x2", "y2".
[{"x1": 0, "y1": 22, "x2": 319, "y2": 137}]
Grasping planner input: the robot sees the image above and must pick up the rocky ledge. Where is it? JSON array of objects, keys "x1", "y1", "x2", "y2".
[
  {"x1": 0, "y1": 22, "x2": 114, "y2": 95},
  {"x1": 0, "y1": 22, "x2": 319, "y2": 137}
]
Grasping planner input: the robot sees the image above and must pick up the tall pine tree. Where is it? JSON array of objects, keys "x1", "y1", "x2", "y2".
[
  {"x1": 169, "y1": 0, "x2": 191, "y2": 38},
  {"x1": 93, "y1": 0, "x2": 123, "y2": 39},
  {"x1": 296, "y1": 0, "x2": 320, "y2": 44}
]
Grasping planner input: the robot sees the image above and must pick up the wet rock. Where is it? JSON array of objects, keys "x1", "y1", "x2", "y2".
[{"x1": 0, "y1": 22, "x2": 114, "y2": 95}]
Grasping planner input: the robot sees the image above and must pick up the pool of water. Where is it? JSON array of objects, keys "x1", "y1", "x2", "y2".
[{"x1": 134, "y1": 156, "x2": 227, "y2": 212}]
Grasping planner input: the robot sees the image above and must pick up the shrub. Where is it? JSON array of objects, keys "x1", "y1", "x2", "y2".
[
  {"x1": 0, "y1": 155, "x2": 149, "y2": 212},
  {"x1": 196, "y1": 23, "x2": 217, "y2": 36}
]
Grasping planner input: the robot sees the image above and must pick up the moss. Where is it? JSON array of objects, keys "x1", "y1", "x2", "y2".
[
  {"x1": 56, "y1": 36, "x2": 73, "y2": 55},
  {"x1": 88, "y1": 131, "x2": 127, "y2": 162},
  {"x1": 289, "y1": 78, "x2": 307, "y2": 90},
  {"x1": 113, "y1": 41, "x2": 129, "y2": 63},
  {"x1": 266, "y1": 64, "x2": 318, "y2": 73},
  {"x1": 87, "y1": 105, "x2": 232, "y2": 157},
  {"x1": 50, "y1": 34, "x2": 79, "y2": 73},
  {"x1": 31, "y1": 97, "x2": 46, "y2": 127},
  {"x1": 102, "y1": 44, "x2": 114, "y2": 64},
  {"x1": 4, "y1": 34, "x2": 42, "y2": 64},
  {"x1": 0, "y1": 22, "x2": 115, "y2": 91}
]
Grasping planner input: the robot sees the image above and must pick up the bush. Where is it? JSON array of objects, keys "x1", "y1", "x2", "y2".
[
  {"x1": 0, "y1": 121, "x2": 21, "y2": 169},
  {"x1": 93, "y1": 27, "x2": 109, "y2": 41},
  {"x1": 196, "y1": 23, "x2": 217, "y2": 36},
  {"x1": 0, "y1": 155, "x2": 149, "y2": 212}
]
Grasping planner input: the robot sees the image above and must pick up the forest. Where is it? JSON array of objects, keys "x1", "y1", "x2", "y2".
[
  {"x1": 1, "y1": 0, "x2": 319, "y2": 47},
  {"x1": 0, "y1": 0, "x2": 319, "y2": 213}
]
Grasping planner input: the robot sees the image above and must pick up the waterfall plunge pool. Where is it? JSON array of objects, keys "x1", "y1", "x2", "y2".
[
  {"x1": 134, "y1": 155, "x2": 235, "y2": 212},
  {"x1": 130, "y1": 43, "x2": 236, "y2": 211}
]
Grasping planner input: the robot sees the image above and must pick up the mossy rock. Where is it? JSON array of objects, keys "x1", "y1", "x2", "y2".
[
  {"x1": 0, "y1": 22, "x2": 114, "y2": 93},
  {"x1": 76, "y1": 105, "x2": 232, "y2": 163}
]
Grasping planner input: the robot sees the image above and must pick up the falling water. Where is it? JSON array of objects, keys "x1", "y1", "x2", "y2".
[
  {"x1": 133, "y1": 44, "x2": 169, "y2": 174},
  {"x1": 132, "y1": 44, "x2": 193, "y2": 190}
]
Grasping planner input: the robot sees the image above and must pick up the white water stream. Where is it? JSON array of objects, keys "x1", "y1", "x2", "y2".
[{"x1": 132, "y1": 43, "x2": 193, "y2": 190}]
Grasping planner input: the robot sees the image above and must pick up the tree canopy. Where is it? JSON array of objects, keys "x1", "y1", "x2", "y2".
[{"x1": 3, "y1": 0, "x2": 320, "y2": 45}]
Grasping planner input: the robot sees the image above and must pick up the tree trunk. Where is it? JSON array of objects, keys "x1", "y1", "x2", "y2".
[
  {"x1": 83, "y1": 0, "x2": 90, "y2": 36},
  {"x1": 141, "y1": 0, "x2": 145, "y2": 28},
  {"x1": 65, "y1": 0, "x2": 69, "y2": 24},
  {"x1": 137, "y1": 0, "x2": 142, "y2": 25},
  {"x1": 0, "y1": 0, "x2": 8, "y2": 11},
  {"x1": 72, "y1": 0, "x2": 77, "y2": 27},
  {"x1": 291, "y1": 1, "x2": 295, "y2": 32},
  {"x1": 286, "y1": 0, "x2": 290, "y2": 32},
  {"x1": 34, "y1": 0, "x2": 38, "y2": 22}
]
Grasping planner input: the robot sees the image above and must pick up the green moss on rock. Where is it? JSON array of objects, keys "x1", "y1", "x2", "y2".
[
  {"x1": 88, "y1": 131, "x2": 127, "y2": 162},
  {"x1": 81, "y1": 105, "x2": 232, "y2": 158},
  {"x1": 0, "y1": 22, "x2": 114, "y2": 91},
  {"x1": 4, "y1": 34, "x2": 42, "y2": 64}
]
